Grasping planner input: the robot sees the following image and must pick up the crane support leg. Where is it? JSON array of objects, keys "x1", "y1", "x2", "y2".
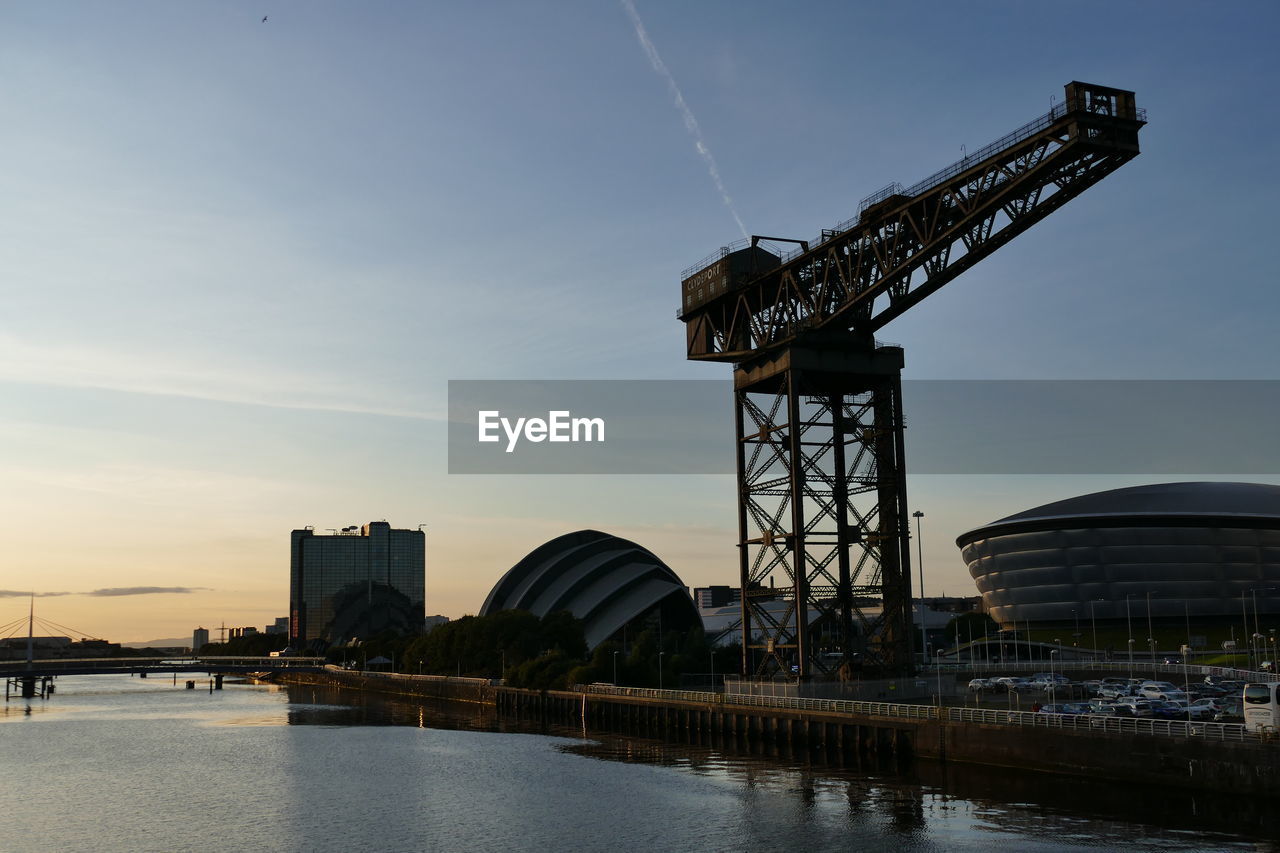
[{"x1": 734, "y1": 342, "x2": 915, "y2": 678}]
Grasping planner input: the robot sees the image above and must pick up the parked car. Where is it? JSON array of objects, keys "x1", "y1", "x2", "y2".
[
  {"x1": 1114, "y1": 698, "x2": 1155, "y2": 717},
  {"x1": 967, "y1": 678, "x2": 992, "y2": 692},
  {"x1": 1098, "y1": 684, "x2": 1131, "y2": 699},
  {"x1": 1214, "y1": 698, "x2": 1244, "y2": 723},
  {"x1": 1177, "y1": 701, "x2": 1216, "y2": 721},
  {"x1": 1031, "y1": 672, "x2": 1069, "y2": 685},
  {"x1": 1089, "y1": 704, "x2": 1135, "y2": 724},
  {"x1": 1146, "y1": 700, "x2": 1187, "y2": 720},
  {"x1": 1138, "y1": 682, "x2": 1189, "y2": 702}
]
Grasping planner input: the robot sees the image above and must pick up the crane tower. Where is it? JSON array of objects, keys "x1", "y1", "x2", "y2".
[{"x1": 678, "y1": 82, "x2": 1145, "y2": 678}]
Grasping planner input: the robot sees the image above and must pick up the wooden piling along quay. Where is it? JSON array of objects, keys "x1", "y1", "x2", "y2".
[{"x1": 495, "y1": 684, "x2": 917, "y2": 760}]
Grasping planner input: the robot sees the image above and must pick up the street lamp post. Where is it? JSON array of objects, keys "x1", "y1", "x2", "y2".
[
  {"x1": 1049, "y1": 650, "x2": 1058, "y2": 700},
  {"x1": 1125, "y1": 594, "x2": 1135, "y2": 677},
  {"x1": 914, "y1": 510, "x2": 926, "y2": 668},
  {"x1": 658, "y1": 651, "x2": 665, "y2": 690},
  {"x1": 935, "y1": 649, "x2": 943, "y2": 707},
  {"x1": 613, "y1": 650, "x2": 619, "y2": 686},
  {"x1": 1242, "y1": 591, "x2": 1251, "y2": 670},
  {"x1": 1146, "y1": 591, "x2": 1156, "y2": 674},
  {"x1": 1089, "y1": 600, "x2": 1100, "y2": 661}
]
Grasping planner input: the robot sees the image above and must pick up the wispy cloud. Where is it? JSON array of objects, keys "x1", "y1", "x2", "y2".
[
  {"x1": 87, "y1": 587, "x2": 208, "y2": 597},
  {"x1": 0, "y1": 334, "x2": 443, "y2": 421},
  {"x1": 0, "y1": 587, "x2": 206, "y2": 598},
  {"x1": 621, "y1": 0, "x2": 748, "y2": 238}
]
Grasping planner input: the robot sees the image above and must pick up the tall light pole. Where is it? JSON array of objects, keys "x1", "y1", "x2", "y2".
[
  {"x1": 613, "y1": 650, "x2": 619, "y2": 686},
  {"x1": 658, "y1": 651, "x2": 665, "y2": 690},
  {"x1": 1146, "y1": 590, "x2": 1155, "y2": 664},
  {"x1": 914, "y1": 510, "x2": 926, "y2": 667},
  {"x1": 1125, "y1": 594, "x2": 1135, "y2": 678},
  {"x1": 1089, "y1": 599, "x2": 1100, "y2": 661},
  {"x1": 1242, "y1": 591, "x2": 1251, "y2": 670},
  {"x1": 935, "y1": 649, "x2": 943, "y2": 707}
]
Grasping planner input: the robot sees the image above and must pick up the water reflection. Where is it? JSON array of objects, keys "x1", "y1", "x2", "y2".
[
  {"x1": 5, "y1": 677, "x2": 1278, "y2": 852},
  {"x1": 264, "y1": 682, "x2": 1279, "y2": 848},
  {"x1": 564, "y1": 729, "x2": 1278, "y2": 848},
  {"x1": 270, "y1": 684, "x2": 503, "y2": 731}
]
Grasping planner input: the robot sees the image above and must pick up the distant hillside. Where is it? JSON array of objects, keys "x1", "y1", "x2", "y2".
[{"x1": 122, "y1": 638, "x2": 190, "y2": 649}]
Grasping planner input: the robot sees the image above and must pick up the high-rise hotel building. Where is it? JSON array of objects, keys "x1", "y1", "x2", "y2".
[{"x1": 289, "y1": 522, "x2": 425, "y2": 648}]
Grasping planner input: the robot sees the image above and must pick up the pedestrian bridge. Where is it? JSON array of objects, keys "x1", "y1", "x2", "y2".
[{"x1": 0, "y1": 655, "x2": 325, "y2": 679}]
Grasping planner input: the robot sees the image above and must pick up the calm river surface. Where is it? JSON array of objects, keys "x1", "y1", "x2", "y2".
[{"x1": 0, "y1": 675, "x2": 1276, "y2": 852}]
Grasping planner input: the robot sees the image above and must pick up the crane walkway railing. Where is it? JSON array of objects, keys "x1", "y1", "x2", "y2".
[{"x1": 680, "y1": 99, "x2": 1148, "y2": 285}]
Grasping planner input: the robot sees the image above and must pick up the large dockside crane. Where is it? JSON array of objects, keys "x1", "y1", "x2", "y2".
[{"x1": 678, "y1": 82, "x2": 1145, "y2": 679}]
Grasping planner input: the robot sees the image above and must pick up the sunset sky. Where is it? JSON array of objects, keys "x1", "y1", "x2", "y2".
[{"x1": 2, "y1": 1, "x2": 1277, "y2": 643}]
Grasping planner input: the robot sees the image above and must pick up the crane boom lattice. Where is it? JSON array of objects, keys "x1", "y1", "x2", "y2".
[{"x1": 679, "y1": 82, "x2": 1145, "y2": 679}]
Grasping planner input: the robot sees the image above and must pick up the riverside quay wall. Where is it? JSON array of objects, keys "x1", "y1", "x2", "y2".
[{"x1": 262, "y1": 668, "x2": 1280, "y2": 798}]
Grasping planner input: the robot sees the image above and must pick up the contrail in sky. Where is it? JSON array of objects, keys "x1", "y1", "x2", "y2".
[{"x1": 621, "y1": 0, "x2": 748, "y2": 238}]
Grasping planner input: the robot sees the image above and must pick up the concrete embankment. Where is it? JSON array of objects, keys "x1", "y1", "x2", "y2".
[{"x1": 262, "y1": 669, "x2": 1280, "y2": 798}]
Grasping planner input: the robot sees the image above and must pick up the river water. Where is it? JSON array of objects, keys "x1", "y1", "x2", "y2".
[{"x1": 0, "y1": 675, "x2": 1275, "y2": 852}]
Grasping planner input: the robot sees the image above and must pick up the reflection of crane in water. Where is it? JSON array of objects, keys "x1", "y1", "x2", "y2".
[{"x1": 678, "y1": 82, "x2": 1145, "y2": 679}]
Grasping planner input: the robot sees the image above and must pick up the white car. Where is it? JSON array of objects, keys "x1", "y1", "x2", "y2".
[
  {"x1": 968, "y1": 678, "x2": 993, "y2": 692},
  {"x1": 1138, "y1": 681, "x2": 1189, "y2": 702},
  {"x1": 992, "y1": 676, "x2": 1035, "y2": 692},
  {"x1": 1170, "y1": 700, "x2": 1214, "y2": 720},
  {"x1": 1190, "y1": 697, "x2": 1225, "y2": 714}
]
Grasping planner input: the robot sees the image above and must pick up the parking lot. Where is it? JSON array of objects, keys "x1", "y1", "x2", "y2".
[{"x1": 956, "y1": 672, "x2": 1245, "y2": 722}]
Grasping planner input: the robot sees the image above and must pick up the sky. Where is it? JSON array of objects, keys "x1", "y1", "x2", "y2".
[{"x1": 1, "y1": 1, "x2": 1277, "y2": 643}]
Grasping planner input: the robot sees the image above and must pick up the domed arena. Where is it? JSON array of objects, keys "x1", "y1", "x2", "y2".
[
  {"x1": 480, "y1": 530, "x2": 701, "y2": 649},
  {"x1": 956, "y1": 482, "x2": 1280, "y2": 630}
]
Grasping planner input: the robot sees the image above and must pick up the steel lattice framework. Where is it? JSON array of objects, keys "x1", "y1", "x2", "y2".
[{"x1": 679, "y1": 82, "x2": 1145, "y2": 679}]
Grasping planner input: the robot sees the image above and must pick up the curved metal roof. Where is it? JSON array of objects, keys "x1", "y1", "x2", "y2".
[
  {"x1": 480, "y1": 529, "x2": 700, "y2": 649},
  {"x1": 958, "y1": 481, "x2": 1280, "y2": 545}
]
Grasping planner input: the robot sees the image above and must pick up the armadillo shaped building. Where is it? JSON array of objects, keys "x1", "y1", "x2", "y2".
[{"x1": 480, "y1": 530, "x2": 701, "y2": 649}]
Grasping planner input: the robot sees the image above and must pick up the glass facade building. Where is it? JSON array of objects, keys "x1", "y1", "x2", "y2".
[{"x1": 290, "y1": 522, "x2": 425, "y2": 648}]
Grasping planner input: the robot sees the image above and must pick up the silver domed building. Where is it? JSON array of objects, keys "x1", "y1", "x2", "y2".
[
  {"x1": 480, "y1": 530, "x2": 701, "y2": 649},
  {"x1": 956, "y1": 482, "x2": 1280, "y2": 629}
]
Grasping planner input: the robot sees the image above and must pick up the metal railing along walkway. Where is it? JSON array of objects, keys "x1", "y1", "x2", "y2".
[{"x1": 576, "y1": 683, "x2": 1256, "y2": 744}]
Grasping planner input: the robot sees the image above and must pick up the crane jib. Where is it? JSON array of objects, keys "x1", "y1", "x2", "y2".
[{"x1": 679, "y1": 81, "x2": 1144, "y2": 362}]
